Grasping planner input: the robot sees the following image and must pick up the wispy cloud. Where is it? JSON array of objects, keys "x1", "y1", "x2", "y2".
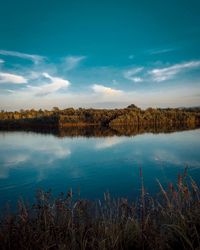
[
  {"x1": 149, "y1": 61, "x2": 200, "y2": 82},
  {"x1": 92, "y1": 84, "x2": 123, "y2": 95},
  {"x1": 63, "y1": 55, "x2": 86, "y2": 71},
  {"x1": 128, "y1": 54, "x2": 134, "y2": 59},
  {"x1": 0, "y1": 50, "x2": 46, "y2": 64},
  {"x1": 123, "y1": 67, "x2": 144, "y2": 82},
  {"x1": 27, "y1": 73, "x2": 70, "y2": 96},
  {"x1": 149, "y1": 48, "x2": 175, "y2": 55},
  {"x1": 0, "y1": 72, "x2": 27, "y2": 84}
]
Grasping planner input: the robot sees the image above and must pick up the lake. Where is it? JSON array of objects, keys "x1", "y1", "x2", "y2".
[{"x1": 0, "y1": 128, "x2": 200, "y2": 209}]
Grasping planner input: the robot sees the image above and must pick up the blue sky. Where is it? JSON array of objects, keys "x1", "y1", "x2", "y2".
[{"x1": 0, "y1": 0, "x2": 200, "y2": 110}]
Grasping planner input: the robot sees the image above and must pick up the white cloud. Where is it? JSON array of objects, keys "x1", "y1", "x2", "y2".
[
  {"x1": 1, "y1": 83, "x2": 200, "y2": 110},
  {"x1": 131, "y1": 77, "x2": 143, "y2": 82},
  {"x1": 63, "y1": 55, "x2": 86, "y2": 71},
  {"x1": 0, "y1": 72, "x2": 27, "y2": 84},
  {"x1": 123, "y1": 67, "x2": 144, "y2": 82},
  {"x1": 0, "y1": 50, "x2": 45, "y2": 64},
  {"x1": 149, "y1": 61, "x2": 200, "y2": 82},
  {"x1": 92, "y1": 84, "x2": 123, "y2": 95},
  {"x1": 27, "y1": 72, "x2": 70, "y2": 96}
]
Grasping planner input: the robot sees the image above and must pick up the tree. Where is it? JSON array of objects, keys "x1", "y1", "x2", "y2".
[
  {"x1": 52, "y1": 107, "x2": 60, "y2": 112},
  {"x1": 127, "y1": 104, "x2": 140, "y2": 109}
]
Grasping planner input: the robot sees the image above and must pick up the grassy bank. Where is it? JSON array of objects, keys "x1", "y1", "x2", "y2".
[{"x1": 0, "y1": 169, "x2": 200, "y2": 250}]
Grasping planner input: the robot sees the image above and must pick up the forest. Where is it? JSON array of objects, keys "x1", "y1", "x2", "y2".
[{"x1": 0, "y1": 104, "x2": 200, "y2": 129}]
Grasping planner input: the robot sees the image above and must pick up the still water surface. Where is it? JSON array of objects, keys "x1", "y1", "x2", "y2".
[{"x1": 0, "y1": 129, "x2": 200, "y2": 208}]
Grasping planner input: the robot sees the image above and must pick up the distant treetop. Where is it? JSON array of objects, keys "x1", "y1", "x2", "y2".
[{"x1": 127, "y1": 104, "x2": 140, "y2": 109}]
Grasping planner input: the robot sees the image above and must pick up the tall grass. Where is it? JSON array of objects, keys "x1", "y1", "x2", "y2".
[{"x1": 0, "y1": 169, "x2": 200, "y2": 250}]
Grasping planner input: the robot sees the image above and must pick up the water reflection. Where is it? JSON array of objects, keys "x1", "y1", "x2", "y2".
[
  {"x1": 0, "y1": 128, "x2": 200, "y2": 207},
  {"x1": 1, "y1": 123, "x2": 199, "y2": 137},
  {"x1": 0, "y1": 132, "x2": 71, "y2": 179},
  {"x1": 95, "y1": 137, "x2": 127, "y2": 149}
]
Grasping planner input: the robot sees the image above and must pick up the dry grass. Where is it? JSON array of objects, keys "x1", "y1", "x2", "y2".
[{"x1": 0, "y1": 168, "x2": 200, "y2": 250}]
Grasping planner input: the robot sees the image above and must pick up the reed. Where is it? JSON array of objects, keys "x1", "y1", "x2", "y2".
[{"x1": 0, "y1": 169, "x2": 200, "y2": 250}]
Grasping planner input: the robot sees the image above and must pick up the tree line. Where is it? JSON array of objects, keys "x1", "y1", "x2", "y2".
[{"x1": 0, "y1": 104, "x2": 200, "y2": 128}]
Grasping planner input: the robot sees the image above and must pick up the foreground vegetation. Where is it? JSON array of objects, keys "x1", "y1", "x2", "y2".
[
  {"x1": 0, "y1": 169, "x2": 200, "y2": 250},
  {"x1": 0, "y1": 104, "x2": 200, "y2": 129}
]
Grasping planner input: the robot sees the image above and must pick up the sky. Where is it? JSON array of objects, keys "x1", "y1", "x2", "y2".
[{"x1": 0, "y1": 0, "x2": 200, "y2": 110}]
